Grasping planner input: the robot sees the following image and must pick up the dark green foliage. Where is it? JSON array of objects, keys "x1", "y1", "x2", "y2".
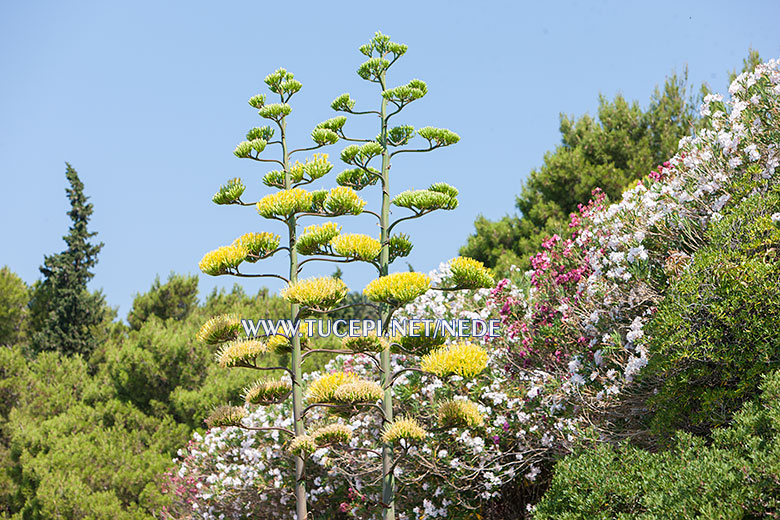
[
  {"x1": 127, "y1": 273, "x2": 199, "y2": 329},
  {"x1": 533, "y1": 370, "x2": 780, "y2": 519},
  {"x1": 102, "y1": 283, "x2": 288, "y2": 428},
  {"x1": 461, "y1": 74, "x2": 695, "y2": 273},
  {"x1": 0, "y1": 347, "x2": 187, "y2": 520},
  {"x1": 0, "y1": 277, "x2": 291, "y2": 518},
  {"x1": 0, "y1": 266, "x2": 29, "y2": 346},
  {"x1": 28, "y1": 163, "x2": 107, "y2": 356},
  {"x1": 643, "y1": 183, "x2": 780, "y2": 437}
]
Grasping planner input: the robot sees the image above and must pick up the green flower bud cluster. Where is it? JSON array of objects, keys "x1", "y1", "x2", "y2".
[
  {"x1": 212, "y1": 177, "x2": 246, "y2": 205},
  {"x1": 247, "y1": 126, "x2": 274, "y2": 141},
  {"x1": 449, "y1": 256, "x2": 495, "y2": 289},
  {"x1": 336, "y1": 167, "x2": 380, "y2": 190},
  {"x1": 316, "y1": 116, "x2": 347, "y2": 133},
  {"x1": 264, "y1": 154, "x2": 335, "y2": 188},
  {"x1": 357, "y1": 57, "x2": 391, "y2": 82},
  {"x1": 388, "y1": 233, "x2": 413, "y2": 262},
  {"x1": 258, "y1": 103, "x2": 292, "y2": 120},
  {"x1": 343, "y1": 332, "x2": 386, "y2": 353},
  {"x1": 248, "y1": 94, "x2": 265, "y2": 109},
  {"x1": 418, "y1": 126, "x2": 460, "y2": 147},
  {"x1": 393, "y1": 185, "x2": 459, "y2": 212},
  {"x1": 386, "y1": 125, "x2": 415, "y2": 146},
  {"x1": 358, "y1": 31, "x2": 408, "y2": 59},
  {"x1": 264, "y1": 68, "x2": 301, "y2": 96},
  {"x1": 234, "y1": 138, "x2": 268, "y2": 158},
  {"x1": 340, "y1": 141, "x2": 383, "y2": 165},
  {"x1": 311, "y1": 127, "x2": 339, "y2": 145},
  {"x1": 382, "y1": 79, "x2": 427, "y2": 105},
  {"x1": 395, "y1": 329, "x2": 447, "y2": 356},
  {"x1": 331, "y1": 93, "x2": 356, "y2": 112}
]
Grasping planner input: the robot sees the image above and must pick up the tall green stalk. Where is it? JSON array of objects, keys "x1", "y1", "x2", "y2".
[
  {"x1": 198, "y1": 68, "x2": 361, "y2": 520},
  {"x1": 378, "y1": 67, "x2": 395, "y2": 518},
  {"x1": 281, "y1": 116, "x2": 308, "y2": 520},
  {"x1": 330, "y1": 32, "x2": 469, "y2": 519}
]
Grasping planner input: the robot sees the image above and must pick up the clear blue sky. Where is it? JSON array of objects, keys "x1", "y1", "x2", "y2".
[{"x1": 1, "y1": 0, "x2": 778, "y2": 319}]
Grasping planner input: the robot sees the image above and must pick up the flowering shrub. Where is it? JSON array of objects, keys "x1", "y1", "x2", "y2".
[{"x1": 489, "y1": 57, "x2": 780, "y2": 443}]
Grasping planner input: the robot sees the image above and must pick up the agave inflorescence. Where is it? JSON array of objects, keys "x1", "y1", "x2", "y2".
[{"x1": 196, "y1": 33, "x2": 495, "y2": 520}]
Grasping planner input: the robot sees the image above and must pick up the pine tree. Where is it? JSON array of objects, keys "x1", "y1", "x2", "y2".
[{"x1": 28, "y1": 163, "x2": 105, "y2": 355}]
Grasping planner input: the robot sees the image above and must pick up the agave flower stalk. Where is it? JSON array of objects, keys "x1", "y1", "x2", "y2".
[
  {"x1": 197, "y1": 68, "x2": 369, "y2": 520},
  {"x1": 324, "y1": 32, "x2": 495, "y2": 519}
]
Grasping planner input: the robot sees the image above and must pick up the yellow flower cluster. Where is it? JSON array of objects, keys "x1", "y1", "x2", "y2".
[
  {"x1": 363, "y1": 272, "x2": 431, "y2": 305},
  {"x1": 232, "y1": 232, "x2": 280, "y2": 260},
  {"x1": 449, "y1": 256, "x2": 495, "y2": 289},
  {"x1": 215, "y1": 339, "x2": 270, "y2": 368},
  {"x1": 288, "y1": 435, "x2": 316, "y2": 456},
  {"x1": 323, "y1": 186, "x2": 366, "y2": 215},
  {"x1": 281, "y1": 276, "x2": 348, "y2": 309},
  {"x1": 438, "y1": 399, "x2": 484, "y2": 428},
  {"x1": 381, "y1": 417, "x2": 426, "y2": 444},
  {"x1": 205, "y1": 405, "x2": 247, "y2": 429},
  {"x1": 304, "y1": 153, "x2": 333, "y2": 181},
  {"x1": 256, "y1": 188, "x2": 313, "y2": 218},
  {"x1": 198, "y1": 244, "x2": 247, "y2": 276},
  {"x1": 306, "y1": 371, "x2": 359, "y2": 403},
  {"x1": 296, "y1": 221, "x2": 341, "y2": 256},
  {"x1": 420, "y1": 342, "x2": 489, "y2": 378},
  {"x1": 196, "y1": 314, "x2": 241, "y2": 345},
  {"x1": 243, "y1": 378, "x2": 292, "y2": 405},
  {"x1": 311, "y1": 423, "x2": 352, "y2": 445},
  {"x1": 332, "y1": 380, "x2": 383, "y2": 405},
  {"x1": 331, "y1": 233, "x2": 382, "y2": 261}
]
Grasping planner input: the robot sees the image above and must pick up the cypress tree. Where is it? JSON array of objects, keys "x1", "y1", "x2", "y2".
[{"x1": 29, "y1": 163, "x2": 105, "y2": 355}]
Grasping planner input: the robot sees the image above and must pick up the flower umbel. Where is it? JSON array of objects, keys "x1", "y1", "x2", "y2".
[
  {"x1": 199, "y1": 245, "x2": 247, "y2": 276},
  {"x1": 382, "y1": 417, "x2": 427, "y2": 444},
  {"x1": 363, "y1": 272, "x2": 431, "y2": 305},
  {"x1": 420, "y1": 342, "x2": 489, "y2": 378},
  {"x1": 438, "y1": 399, "x2": 484, "y2": 429},
  {"x1": 196, "y1": 314, "x2": 242, "y2": 345},
  {"x1": 281, "y1": 276, "x2": 349, "y2": 310}
]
